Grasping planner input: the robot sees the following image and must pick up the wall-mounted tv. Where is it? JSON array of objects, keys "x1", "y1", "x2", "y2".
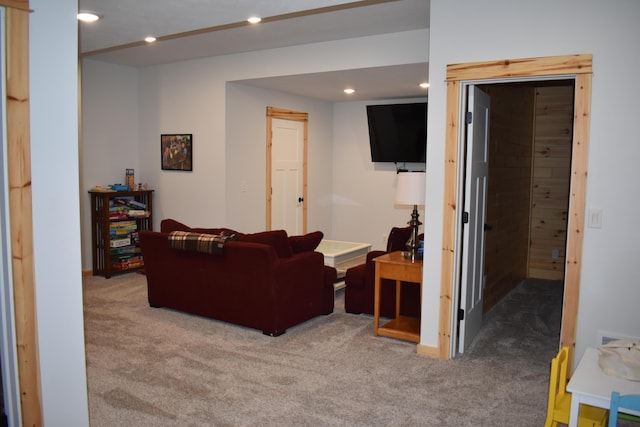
[{"x1": 366, "y1": 102, "x2": 427, "y2": 163}]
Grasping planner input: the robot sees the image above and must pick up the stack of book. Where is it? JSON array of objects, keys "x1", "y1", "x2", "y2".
[
  {"x1": 110, "y1": 220, "x2": 143, "y2": 271},
  {"x1": 108, "y1": 197, "x2": 150, "y2": 219}
]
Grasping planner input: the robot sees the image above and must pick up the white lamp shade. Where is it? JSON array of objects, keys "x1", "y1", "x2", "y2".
[{"x1": 395, "y1": 171, "x2": 426, "y2": 205}]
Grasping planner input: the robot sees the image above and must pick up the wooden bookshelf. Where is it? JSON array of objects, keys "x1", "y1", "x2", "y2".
[{"x1": 89, "y1": 189, "x2": 154, "y2": 278}]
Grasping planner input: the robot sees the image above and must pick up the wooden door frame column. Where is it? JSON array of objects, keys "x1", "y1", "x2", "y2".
[
  {"x1": 2, "y1": 1, "x2": 43, "y2": 425},
  {"x1": 434, "y1": 54, "x2": 592, "y2": 363}
]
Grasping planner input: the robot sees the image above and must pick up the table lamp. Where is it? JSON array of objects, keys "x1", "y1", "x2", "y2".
[{"x1": 395, "y1": 171, "x2": 426, "y2": 261}]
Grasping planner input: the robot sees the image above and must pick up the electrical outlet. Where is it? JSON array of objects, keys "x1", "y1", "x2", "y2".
[
  {"x1": 240, "y1": 180, "x2": 248, "y2": 192},
  {"x1": 551, "y1": 249, "x2": 559, "y2": 260},
  {"x1": 381, "y1": 234, "x2": 387, "y2": 244}
]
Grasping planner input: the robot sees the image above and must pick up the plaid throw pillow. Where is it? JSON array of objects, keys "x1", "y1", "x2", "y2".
[{"x1": 168, "y1": 231, "x2": 237, "y2": 255}]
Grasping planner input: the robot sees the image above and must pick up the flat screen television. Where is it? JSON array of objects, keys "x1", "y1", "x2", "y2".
[{"x1": 366, "y1": 102, "x2": 427, "y2": 163}]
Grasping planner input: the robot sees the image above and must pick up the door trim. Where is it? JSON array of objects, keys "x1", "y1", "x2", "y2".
[
  {"x1": 3, "y1": 4, "x2": 43, "y2": 425},
  {"x1": 431, "y1": 54, "x2": 592, "y2": 363},
  {"x1": 266, "y1": 107, "x2": 308, "y2": 233}
]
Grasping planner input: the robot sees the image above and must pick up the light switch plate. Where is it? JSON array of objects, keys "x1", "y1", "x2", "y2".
[{"x1": 588, "y1": 209, "x2": 602, "y2": 228}]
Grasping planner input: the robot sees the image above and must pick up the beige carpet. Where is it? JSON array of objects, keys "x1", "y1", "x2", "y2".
[{"x1": 84, "y1": 274, "x2": 563, "y2": 426}]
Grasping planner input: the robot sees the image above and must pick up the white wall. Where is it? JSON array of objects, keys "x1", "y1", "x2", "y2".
[
  {"x1": 225, "y1": 83, "x2": 334, "y2": 234},
  {"x1": 82, "y1": 29, "x2": 428, "y2": 269},
  {"x1": 81, "y1": 60, "x2": 139, "y2": 272},
  {"x1": 30, "y1": 0, "x2": 89, "y2": 424},
  {"x1": 425, "y1": 0, "x2": 640, "y2": 360},
  {"x1": 332, "y1": 99, "x2": 427, "y2": 251}
]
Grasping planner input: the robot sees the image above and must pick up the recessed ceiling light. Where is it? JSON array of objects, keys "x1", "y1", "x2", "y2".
[
  {"x1": 77, "y1": 11, "x2": 100, "y2": 22},
  {"x1": 344, "y1": 88, "x2": 356, "y2": 94},
  {"x1": 144, "y1": 36, "x2": 157, "y2": 43},
  {"x1": 247, "y1": 16, "x2": 262, "y2": 24},
  {"x1": 419, "y1": 82, "x2": 430, "y2": 89}
]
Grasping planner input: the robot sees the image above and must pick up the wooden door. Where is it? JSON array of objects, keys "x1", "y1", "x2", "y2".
[
  {"x1": 266, "y1": 107, "x2": 308, "y2": 234},
  {"x1": 271, "y1": 117, "x2": 304, "y2": 234}
]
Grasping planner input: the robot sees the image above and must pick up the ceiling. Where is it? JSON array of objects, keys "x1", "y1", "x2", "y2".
[{"x1": 78, "y1": 0, "x2": 430, "y2": 102}]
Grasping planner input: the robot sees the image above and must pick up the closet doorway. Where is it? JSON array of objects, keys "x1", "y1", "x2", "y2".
[
  {"x1": 457, "y1": 79, "x2": 575, "y2": 354},
  {"x1": 435, "y1": 54, "x2": 593, "y2": 364}
]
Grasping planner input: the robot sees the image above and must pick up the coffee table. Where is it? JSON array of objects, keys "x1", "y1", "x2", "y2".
[{"x1": 316, "y1": 239, "x2": 371, "y2": 289}]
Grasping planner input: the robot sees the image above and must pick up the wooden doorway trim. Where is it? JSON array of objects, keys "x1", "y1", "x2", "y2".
[
  {"x1": 4, "y1": 3, "x2": 43, "y2": 425},
  {"x1": 265, "y1": 107, "x2": 309, "y2": 233},
  {"x1": 436, "y1": 54, "x2": 592, "y2": 362}
]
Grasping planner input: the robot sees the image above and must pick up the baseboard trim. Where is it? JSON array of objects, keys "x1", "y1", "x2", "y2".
[{"x1": 416, "y1": 343, "x2": 445, "y2": 359}]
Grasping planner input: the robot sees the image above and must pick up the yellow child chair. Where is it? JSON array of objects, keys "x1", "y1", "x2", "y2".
[{"x1": 544, "y1": 347, "x2": 608, "y2": 427}]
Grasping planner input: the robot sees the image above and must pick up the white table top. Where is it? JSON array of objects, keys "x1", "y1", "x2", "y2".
[
  {"x1": 316, "y1": 239, "x2": 371, "y2": 256},
  {"x1": 567, "y1": 347, "x2": 640, "y2": 414}
]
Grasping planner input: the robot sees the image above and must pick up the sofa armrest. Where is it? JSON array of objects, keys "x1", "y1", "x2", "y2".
[
  {"x1": 366, "y1": 250, "x2": 387, "y2": 263},
  {"x1": 273, "y1": 250, "x2": 334, "y2": 317},
  {"x1": 324, "y1": 265, "x2": 338, "y2": 287},
  {"x1": 345, "y1": 263, "x2": 366, "y2": 290}
]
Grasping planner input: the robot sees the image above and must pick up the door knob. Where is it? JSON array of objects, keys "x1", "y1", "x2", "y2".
[{"x1": 298, "y1": 197, "x2": 304, "y2": 203}]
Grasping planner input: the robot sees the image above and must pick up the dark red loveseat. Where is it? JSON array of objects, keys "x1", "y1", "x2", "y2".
[{"x1": 138, "y1": 219, "x2": 336, "y2": 336}]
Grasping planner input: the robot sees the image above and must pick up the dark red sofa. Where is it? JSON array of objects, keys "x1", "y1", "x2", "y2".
[
  {"x1": 344, "y1": 226, "x2": 421, "y2": 318},
  {"x1": 138, "y1": 219, "x2": 336, "y2": 336}
]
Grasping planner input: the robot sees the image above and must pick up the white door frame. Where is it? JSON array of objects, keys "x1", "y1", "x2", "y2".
[{"x1": 265, "y1": 107, "x2": 308, "y2": 233}]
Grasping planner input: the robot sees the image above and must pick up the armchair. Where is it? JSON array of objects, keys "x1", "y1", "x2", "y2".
[{"x1": 344, "y1": 226, "x2": 421, "y2": 318}]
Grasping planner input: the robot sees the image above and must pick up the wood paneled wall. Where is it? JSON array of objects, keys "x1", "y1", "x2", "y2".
[
  {"x1": 482, "y1": 83, "x2": 573, "y2": 312},
  {"x1": 529, "y1": 85, "x2": 574, "y2": 280},
  {"x1": 482, "y1": 84, "x2": 535, "y2": 311}
]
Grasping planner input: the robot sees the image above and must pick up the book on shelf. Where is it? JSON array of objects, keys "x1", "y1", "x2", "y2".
[
  {"x1": 113, "y1": 198, "x2": 147, "y2": 210},
  {"x1": 111, "y1": 252, "x2": 142, "y2": 261},
  {"x1": 111, "y1": 246, "x2": 141, "y2": 255},
  {"x1": 109, "y1": 229, "x2": 132, "y2": 237},
  {"x1": 109, "y1": 220, "x2": 137, "y2": 229},
  {"x1": 110, "y1": 237, "x2": 131, "y2": 248},
  {"x1": 126, "y1": 210, "x2": 149, "y2": 217},
  {"x1": 112, "y1": 260, "x2": 144, "y2": 271},
  {"x1": 91, "y1": 185, "x2": 115, "y2": 192},
  {"x1": 111, "y1": 254, "x2": 144, "y2": 271},
  {"x1": 108, "y1": 213, "x2": 130, "y2": 221},
  {"x1": 126, "y1": 199, "x2": 147, "y2": 209}
]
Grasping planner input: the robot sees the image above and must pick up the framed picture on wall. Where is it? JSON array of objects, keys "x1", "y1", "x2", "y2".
[{"x1": 161, "y1": 134, "x2": 192, "y2": 171}]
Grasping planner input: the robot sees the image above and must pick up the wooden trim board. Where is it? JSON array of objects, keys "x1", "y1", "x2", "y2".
[{"x1": 5, "y1": 4, "x2": 43, "y2": 424}]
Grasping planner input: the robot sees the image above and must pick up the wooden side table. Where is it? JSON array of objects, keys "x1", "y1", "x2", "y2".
[{"x1": 373, "y1": 251, "x2": 422, "y2": 343}]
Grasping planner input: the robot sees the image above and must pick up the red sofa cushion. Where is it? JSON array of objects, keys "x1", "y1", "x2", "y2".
[
  {"x1": 289, "y1": 231, "x2": 324, "y2": 254},
  {"x1": 239, "y1": 230, "x2": 293, "y2": 258}
]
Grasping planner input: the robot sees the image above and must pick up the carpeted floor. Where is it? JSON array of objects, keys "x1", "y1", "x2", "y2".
[{"x1": 83, "y1": 274, "x2": 563, "y2": 426}]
